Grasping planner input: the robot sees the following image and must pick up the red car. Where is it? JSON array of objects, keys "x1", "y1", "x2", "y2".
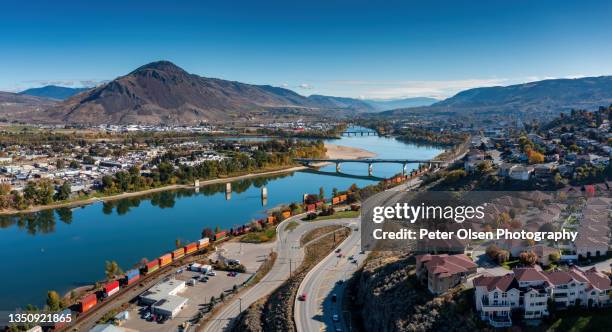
[{"x1": 298, "y1": 293, "x2": 307, "y2": 301}]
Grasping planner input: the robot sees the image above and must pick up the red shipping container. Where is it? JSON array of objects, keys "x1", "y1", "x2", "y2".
[
  {"x1": 104, "y1": 280, "x2": 119, "y2": 297},
  {"x1": 214, "y1": 231, "x2": 226, "y2": 241},
  {"x1": 307, "y1": 204, "x2": 316, "y2": 212},
  {"x1": 315, "y1": 201, "x2": 323, "y2": 208},
  {"x1": 80, "y1": 293, "x2": 97, "y2": 313}
]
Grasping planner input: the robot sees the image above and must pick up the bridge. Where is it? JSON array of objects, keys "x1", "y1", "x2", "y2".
[
  {"x1": 341, "y1": 131, "x2": 378, "y2": 136},
  {"x1": 295, "y1": 158, "x2": 444, "y2": 176}
]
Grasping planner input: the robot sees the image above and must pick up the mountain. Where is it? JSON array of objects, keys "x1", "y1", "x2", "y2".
[
  {"x1": 432, "y1": 76, "x2": 612, "y2": 111},
  {"x1": 364, "y1": 97, "x2": 438, "y2": 111},
  {"x1": 380, "y1": 76, "x2": 612, "y2": 118},
  {"x1": 0, "y1": 91, "x2": 57, "y2": 119},
  {"x1": 32, "y1": 61, "x2": 369, "y2": 124},
  {"x1": 306, "y1": 94, "x2": 376, "y2": 112},
  {"x1": 19, "y1": 85, "x2": 90, "y2": 100}
]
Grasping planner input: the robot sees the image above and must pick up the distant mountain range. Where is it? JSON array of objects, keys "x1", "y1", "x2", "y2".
[
  {"x1": 0, "y1": 91, "x2": 57, "y2": 119},
  {"x1": 28, "y1": 61, "x2": 380, "y2": 124},
  {"x1": 20, "y1": 85, "x2": 90, "y2": 100},
  {"x1": 3, "y1": 61, "x2": 612, "y2": 124},
  {"x1": 363, "y1": 97, "x2": 438, "y2": 111},
  {"x1": 382, "y1": 76, "x2": 612, "y2": 117}
]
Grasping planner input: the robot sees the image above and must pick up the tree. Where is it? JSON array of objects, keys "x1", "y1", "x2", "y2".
[
  {"x1": 37, "y1": 180, "x2": 55, "y2": 205},
  {"x1": 102, "y1": 175, "x2": 114, "y2": 191},
  {"x1": 55, "y1": 181, "x2": 71, "y2": 201},
  {"x1": 46, "y1": 290, "x2": 62, "y2": 311},
  {"x1": 486, "y1": 244, "x2": 500, "y2": 260},
  {"x1": 202, "y1": 227, "x2": 214, "y2": 239},
  {"x1": 104, "y1": 260, "x2": 123, "y2": 279},
  {"x1": 527, "y1": 150, "x2": 545, "y2": 164},
  {"x1": 319, "y1": 187, "x2": 325, "y2": 200},
  {"x1": 497, "y1": 250, "x2": 510, "y2": 264},
  {"x1": 55, "y1": 159, "x2": 65, "y2": 169},
  {"x1": 549, "y1": 251, "x2": 561, "y2": 264},
  {"x1": 220, "y1": 292, "x2": 225, "y2": 302},
  {"x1": 519, "y1": 251, "x2": 538, "y2": 266},
  {"x1": 69, "y1": 160, "x2": 80, "y2": 169},
  {"x1": 24, "y1": 181, "x2": 38, "y2": 202},
  {"x1": 332, "y1": 187, "x2": 338, "y2": 197}
]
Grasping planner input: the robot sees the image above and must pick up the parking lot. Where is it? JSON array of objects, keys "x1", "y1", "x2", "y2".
[{"x1": 121, "y1": 241, "x2": 274, "y2": 331}]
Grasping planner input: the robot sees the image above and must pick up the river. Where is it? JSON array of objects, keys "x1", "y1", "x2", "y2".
[{"x1": 0, "y1": 127, "x2": 443, "y2": 309}]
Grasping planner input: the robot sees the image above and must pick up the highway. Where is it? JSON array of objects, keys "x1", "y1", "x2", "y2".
[
  {"x1": 294, "y1": 218, "x2": 363, "y2": 332},
  {"x1": 202, "y1": 215, "x2": 356, "y2": 332}
]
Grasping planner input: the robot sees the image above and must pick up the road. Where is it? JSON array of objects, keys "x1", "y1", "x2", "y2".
[
  {"x1": 294, "y1": 218, "x2": 363, "y2": 332},
  {"x1": 202, "y1": 215, "x2": 356, "y2": 332}
]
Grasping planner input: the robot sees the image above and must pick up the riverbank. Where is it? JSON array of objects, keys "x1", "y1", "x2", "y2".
[
  {"x1": 0, "y1": 143, "x2": 376, "y2": 216},
  {"x1": 325, "y1": 143, "x2": 377, "y2": 159}
]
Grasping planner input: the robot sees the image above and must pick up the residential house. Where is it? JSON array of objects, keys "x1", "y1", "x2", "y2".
[{"x1": 415, "y1": 254, "x2": 477, "y2": 295}]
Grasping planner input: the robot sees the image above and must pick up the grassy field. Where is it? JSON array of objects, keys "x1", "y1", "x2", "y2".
[
  {"x1": 306, "y1": 209, "x2": 360, "y2": 221},
  {"x1": 523, "y1": 307, "x2": 612, "y2": 332},
  {"x1": 240, "y1": 227, "x2": 277, "y2": 243}
]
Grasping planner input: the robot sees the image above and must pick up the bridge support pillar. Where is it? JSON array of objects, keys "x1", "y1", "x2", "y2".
[
  {"x1": 368, "y1": 163, "x2": 373, "y2": 176},
  {"x1": 335, "y1": 162, "x2": 341, "y2": 173}
]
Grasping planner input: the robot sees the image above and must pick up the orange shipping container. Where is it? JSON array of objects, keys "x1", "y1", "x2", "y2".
[
  {"x1": 158, "y1": 253, "x2": 172, "y2": 267},
  {"x1": 267, "y1": 216, "x2": 275, "y2": 224},
  {"x1": 339, "y1": 194, "x2": 347, "y2": 201},
  {"x1": 172, "y1": 248, "x2": 185, "y2": 260},
  {"x1": 282, "y1": 211, "x2": 291, "y2": 219},
  {"x1": 185, "y1": 243, "x2": 197, "y2": 254},
  {"x1": 332, "y1": 197, "x2": 340, "y2": 205},
  {"x1": 80, "y1": 293, "x2": 97, "y2": 313}
]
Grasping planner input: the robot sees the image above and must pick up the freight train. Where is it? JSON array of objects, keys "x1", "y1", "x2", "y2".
[{"x1": 74, "y1": 237, "x2": 212, "y2": 316}]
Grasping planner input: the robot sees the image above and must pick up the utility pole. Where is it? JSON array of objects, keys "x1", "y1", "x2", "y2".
[
  {"x1": 289, "y1": 259, "x2": 292, "y2": 276},
  {"x1": 239, "y1": 297, "x2": 242, "y2": 312}
]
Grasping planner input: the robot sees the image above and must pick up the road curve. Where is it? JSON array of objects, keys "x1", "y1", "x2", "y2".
[
  {"x1": 294, "y1": 218, "x2": 363, "y2": 332},
  {"x1": 203, "y1": 215, "x2": 355, "y2": 332}
]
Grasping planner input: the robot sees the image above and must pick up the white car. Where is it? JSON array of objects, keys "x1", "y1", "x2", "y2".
[
  {"x1": 208, "y1": 271, "x2": 216, "y2": 276},
  {"x1": 332, "y1": 314, "x2": 339, "y2": 322}
]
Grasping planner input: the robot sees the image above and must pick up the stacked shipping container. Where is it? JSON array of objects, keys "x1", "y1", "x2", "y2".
[
  {"x1": 172, "y1": 248, "x2": 185, "y2": 260},
  {"x1": 145, "y1": 260, "x2": 159, "y2": 274},
  {"x1": 125, "y1": 269, "x2": 140, "y2": 285},
  {"x1": 79, "y1": 293, "x2": 97, "y2": 313},
  {"x1": 158, "y1": 253, "x2": 172, "y2": 267},
  {"x1": 104, "y1": 280, "x2": 119, "y2": 297},
  {"x1": 184, "y1": 242, "x2": 198, "y2": 254}
]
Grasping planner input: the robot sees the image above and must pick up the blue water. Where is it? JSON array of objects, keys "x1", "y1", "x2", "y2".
[{"x1": 0, "y1": 129, "x2": 442, "y2": 309}]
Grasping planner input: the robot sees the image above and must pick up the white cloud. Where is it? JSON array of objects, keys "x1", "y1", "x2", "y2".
[{"x1": 297, "y1": 83, "x2": 313, "y2": 89}]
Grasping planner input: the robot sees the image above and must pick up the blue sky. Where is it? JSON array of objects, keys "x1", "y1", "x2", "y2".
[{"x1": 2, "y1": 0, "x2": 612, "y2": 99}]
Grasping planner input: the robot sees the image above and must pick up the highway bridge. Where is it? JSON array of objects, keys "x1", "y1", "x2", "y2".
[
  {"x1": 341, "y1": 131, "x2": 378, "y2": 136},
  {"x1": 294, "y1": 158, "x2": 443, "y2": 176}
]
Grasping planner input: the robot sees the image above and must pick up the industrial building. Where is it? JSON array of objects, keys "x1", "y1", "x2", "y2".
[
  {"x1": 140, "y1": 279, "x2": 187, "y2": 317},
  {"x1": 152, "y1": 295, "x2": 189, "y2": 318}
]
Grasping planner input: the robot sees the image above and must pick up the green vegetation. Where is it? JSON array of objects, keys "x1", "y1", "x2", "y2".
[
  {"x1": 531, "y1": 307, "x2": 612, "y2": 332},
  {"x1": 306, "y1": 209, "x2": 359, "y2": 221},
  {"x1": 0, "y1": 140, "x2": 326, "y2": 211},
  {"x1": 46, "y1": 290, "x2": 62, "y2": 311},
  {"x1": 241, "y1": 227, "x2": 277, "y2": 243},
  {"x1": 104, "y1": 260, "x2": 123, "y2": 280}
]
